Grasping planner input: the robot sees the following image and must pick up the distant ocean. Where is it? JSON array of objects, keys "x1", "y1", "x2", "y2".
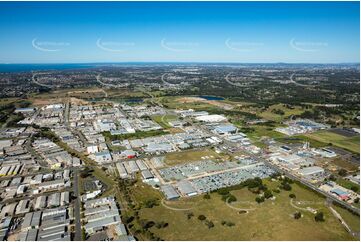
[
  {"x1": 0, "y1": 62, "x2": 199, "y2": 72},
  {"x1": 0, "y1": 64, "x2": 99, "y2": 73},
  {"x1": 0, "y1": 62, "x2": 358, "y2": 73}
]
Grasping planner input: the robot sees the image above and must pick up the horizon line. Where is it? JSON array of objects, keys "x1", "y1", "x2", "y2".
[{"x1": 0, "y1": 61, "x2": 359, "y2": 65}]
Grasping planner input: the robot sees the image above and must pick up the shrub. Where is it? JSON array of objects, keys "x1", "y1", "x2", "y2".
[
  {"x1": 217, "y1": 188, "x2": 230, "y2": 196},
  {"x1": 351, "y1": 186, "x2": 359, "y2": 193},
  {"x1": 264, "y1": 190, "x2": 273, "y2": 199},
  {"x1": 155, "y1": 221, "x2": 168, "y2": 229},
  {"x1": 198, "y1": 215, "x2": 206, "y2": 221},
  {"x1": 255, "y1": 196, "x2": 265, "y2": 203},
  {"x1": 226, "y1": 221, "x2": 235, "y2": 227},
  {"x1": 187, "y1": 212, "x2": 194, "y2": 219},
  {"x1": 315, "y1": 212, "x2": 324, "y2": 222},
  {"x1": 273, "y1": 188, "x2": 280, "y2": 193},
  {"x1": 144, "y1": 199, "x2": 158, "y2": 208},
  {"x1": 205, "y1": 220, "x2": 214, "y2": 229},
  {"x1": 338, "y1": 169, "x2": 347, "y2": 177},
  {"x1": 203, "y1": 194, "x2": 211, "y2": 199},
  {"x1": 281, "y1": 183, "x2": 292, "y2": 191},
  {"x1": 289, "y1": 193, "x2": 296, "y2": 199},
  {"x1": 227, "y1": 194, "x2": 237, "y2": 203},
  {"x1": 294, "y1": 212, "x2": 301, "y2": 219}
]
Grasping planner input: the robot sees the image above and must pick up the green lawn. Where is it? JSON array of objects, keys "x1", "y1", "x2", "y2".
[
  {"x1": 152, "y1": 114, "x2": 178, "y2": 128},
  {"x1": 164, "y1": 148, "x2": 225, "y2": 166},
  {"x1": 131, "y1": 179, "x2": 356, "y2": 241},
  {"x1": 332, "y1": 205, "x2": 360, "y2": 234},
  {"x1": 102, "y1": 130, "x2": 168, "y2": 141},
  {"x1": 259, "y1": 104, "x2": 305, "y2": 122},
  {"x1": 243, "y1": 125, "x2": 286, "y2": 141},
  {"x1": 276, "y1": 135, "x2": 329, "y2": 148},
  {"x1": 159, "y1": 96, "x2": 222, "y2": 112},
  {"x1": 336, "y1": 178, "x2": 360, "y2": 192},
  {"x1": 305, "y1": 131, "x2": 360, "y2": 154}
]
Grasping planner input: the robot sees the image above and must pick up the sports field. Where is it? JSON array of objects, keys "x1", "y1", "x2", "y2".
[{"x1": 127, "y1": 178, "x2": 357, "y2": 241}]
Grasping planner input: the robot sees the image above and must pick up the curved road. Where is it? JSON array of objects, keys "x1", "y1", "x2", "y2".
[
  {"x1": 32, "y1": 73, "x2": 54, "y2": 88},
  {"x1": 225, "y1": 73, "x2": 244, "y2": 87},
  {"x1": 96, "y1": 73, "x2": 121, "y2": 88},
  {"x1": 288, "y1": 73, "x2": 314, "y2": 87}
]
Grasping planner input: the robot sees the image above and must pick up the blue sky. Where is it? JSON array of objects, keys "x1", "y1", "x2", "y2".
[{"x1": 0, "y1": 1, "x2": 359, "y2": 63}]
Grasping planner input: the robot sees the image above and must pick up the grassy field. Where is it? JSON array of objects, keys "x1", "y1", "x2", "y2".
[
  {"x1": 276, "y1": 135, "x2": 329, "y2": 148},
  {"x1": 129, "y1": 179, "x2": 356, "y2": 241},
  {"x1": 258, "y1": 104, "x2": 305, "y2": 122},
  {"x1": 242, "y1": 125, "x2": 286, "y2": 141},
  {"x1": 151, "y1": 114, "x2": 178, "y2": 128},
  {"x1": 330, "y1": 158, "x2": 360, "y2": 172},
  {"x1": 305, "y1": 130, "x2": 360, "y2": 154},
  {"x1": 159, "y1": 96, "x2": 222, "y2": 112},
  {"x1": 336, "y1": 178, "x2": 360, "y2": 192},
  {"x1": 102, "y1": 130, "x2": 168, "y2": 141},
  {"x1": 164, "y1": 148, "x2": 225, "y2": 166},
  {"x1": 332, "y1": 205, "x2": 360, "y2": 234}
]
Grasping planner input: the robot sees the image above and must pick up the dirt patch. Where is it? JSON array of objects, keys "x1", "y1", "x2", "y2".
[
  {"x1": 31, "y1": 98, "x2": 66, "y2": 106},
  {"x1": 70, "y1": 97, "x2": 89, "y2": 105},
  {"x1": 176, "y1": 97, "x2": 234, "y2": 110}
]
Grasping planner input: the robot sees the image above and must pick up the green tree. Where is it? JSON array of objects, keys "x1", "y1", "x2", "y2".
[
  {"x1": 205, "y1": 220, "x2": 214, "y2": 229},
  {"x1": 281, "y1": 183, "x2": 292, "y2": 191},
  {"x1": 203, "y1": 194, "x2": 211, "y2": 199},
  {"x1": 289, "y1": 193, "x2": 296, "y2": 199},
  {"x1": 329, "y1": 174, "x2": 337, "y2": 181},
  {"x1": 227, "y1": 194, "x2": 237, "y2": 203},
  {"x1": 226, "y1": 221, "x2": 235, "y2": 227},
  {"x1": 186, "y1": 212, "x2": 194, "y2": 220},
  {"x1": 315, "y1": 212, "x2": 324, "y2": 222},
  {"x1": 294, "y1": 212, "x2": 302, "y2": 219},
  {"x1": 338, "y1": 169, "x2": 347, "y2": 177},
  {"x1": 144, "y1": 199, "x2": 158, "y2": 208},
  {"x1": 255, "y1": 196, "x2": 265, "y2": 203},
  {"x1": 264, "y1": 190, "x2": 273, "y2": 199},
  {"x1": 350, "y1": 186, "x2": 359, "y2": 193}
]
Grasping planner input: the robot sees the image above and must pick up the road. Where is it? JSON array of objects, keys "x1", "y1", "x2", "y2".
[
  {"x1": 64, "y1": 99, "x2": 90, "y2": 147},
  {"x1": 31, "y1": 72, "x2": 53, "y2": 88},
  {"x1": 263, "y1": 160, "x2": 360, "y2": 215},
  {"x1": 134, "y1": 87, "x2": 360, "y2": 216},
  {"x1": 96, "y1": 73, "x2": 120, "y2": 88},
  {"x1": 178, "y1": 98, "x2": 359, "y2": 215},
  {"x1": 225, "y1": 72, "x2": 251, "y2": 87},
  {"x1": 73, "y1": 169, "x2": 82, "y2": 241},
  {"x1": 24, "y1": 133, "x2": 49, "y2": 168},
  {"x1": 288, "y1": 73, "x2": 314, "y2": 87}
]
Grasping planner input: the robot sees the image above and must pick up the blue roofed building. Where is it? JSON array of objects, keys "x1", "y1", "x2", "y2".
[{"x1": 213, "y1": 124, "x2": 238, "y2": 135}]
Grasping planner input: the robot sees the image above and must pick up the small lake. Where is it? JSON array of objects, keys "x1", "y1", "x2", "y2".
[
  {"x1": 125, "y1": 98, "x2": 144, "y2": 103},
  {"x1": 198, "y1": 95, "x2": 225, "y2": 101}
]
